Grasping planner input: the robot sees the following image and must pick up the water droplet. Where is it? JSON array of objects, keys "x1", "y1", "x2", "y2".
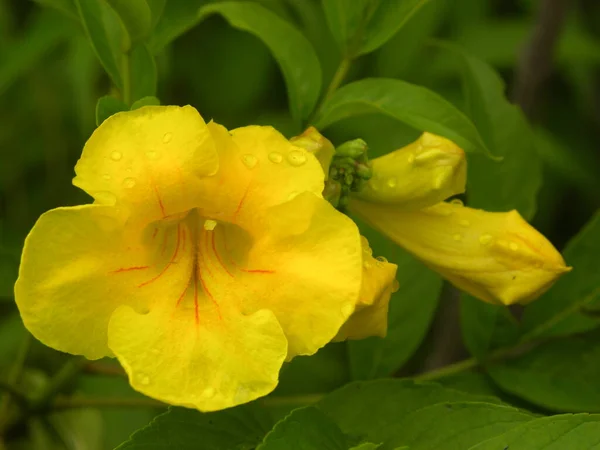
[
  {"x1": 241, "y1": 154, "x2": 258, "y2": 169},
  {"x1": 452, "y1": 233, "x2": 462, "y2": 241},
  {"x1": 110, "y1": 151, "x2": 122, "y2": 161},
  {"x1": 392, "y1": 279, "x2": 400, "y2": 293},
  {"x1": 363, "y1": 260, "x2": 372, "y2": 270},
  {"x1": 268, "y1": 152, "x2": 283, "y2": 163},
  {"x1": 362, "y1": 246, "x2": 373, "y2": 256},
  {"x1": 376, "y1": 256, "x2": 388, "y2": 263},
  {"x1": 102, "y1": 173, "x2": 111, "y2": 181},
  {"x1": 126, "y1": 167, "x2": 133, "y2": 173},
  {"x1": 479, "y1": 234, "x2": 493, "y2": 245},
  {"x1": 407, "y1": 154, "x2": 415, "y2": 164},
  {"x1": 341, "y1": 304, "x2": 354, "y2": 317},
  {"x1": 162, "y1": 132, "x2": 173, "y2": 144},
  {"x1": 202, "y1": 387, "x2": 215, "y2": 398},
  {"x1": 287, "y1": 150, "x2": 307, "y2": 166},
  {"x1": 386, "y1": 177, "x2": 397, "y2": 188},
  {"x1": 509, "y1": 242, "x2": 519, "y2": 251},
  {"x1": 123, "y1": 177, "x2": 136, "y2": 188},
  {"x1": 138, "y1": 373, "x2": 150, "y2": 386},
  {"x1": 204, "y1": 219, "x2": 217, "y2": 231},
  {"x1": 459, "y1": 219, "x2": 470, "y2": 227},
  {"x1": 450, "y1": 199, "x2": 464, "y2": 207},
  {"x1": 145, "y1": 150, "x2": 158, "y2": 160}
]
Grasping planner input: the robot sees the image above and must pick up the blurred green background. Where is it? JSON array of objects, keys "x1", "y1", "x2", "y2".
[{"x1": 1, "y1": 0, "x2": 600, "y2": 448}]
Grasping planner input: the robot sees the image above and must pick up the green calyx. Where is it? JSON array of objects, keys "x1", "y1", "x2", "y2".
[{"x1": 324, "y1": 138, "x2": 373, "y2": 210}]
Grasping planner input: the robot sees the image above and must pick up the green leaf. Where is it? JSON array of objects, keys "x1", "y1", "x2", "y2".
[
  {"x1": 488, "y1": 331, "x2": 600, "y2": 412},
  {"x1": 322, "y1": 0, "x2": 431, "y2": 57},
  {"x1": 105, "y1": 0, "x2": 152, "y2": 43},
  {"x1": 117, "y1": 403, "x2": 275, "y2": 450},
  {"x1": 146, "y1": 0, "x2": 167, "y2": 30},
  {"x1": 0, "y1": 10, "x2": 75, "y2": 96},
  {"x1": 149, "y1": 0, "x2": 209, "y2": 51},
  {"x1": 521, "y1": 212, "x2": 600, "y2": 340},
  {"x1": 382, "y1": 402, "x2": 532, "y2": 450},
  {"x1": 348, "y1": 237, "x2": 442, "y2": 379},
  {"x1": 75, "y1": 0, "x2": 123, "y2": 89},
  {"x1": 470, "y1": 414, "x2": 600, "y2": 450},
  {"x1": 95, "y1": 95, "x2": 128, "y2": 126},
  {"x1": 313, "y1": 78, "x2": 494, "y2": 156},
  {"x1": 32, "y1": 0, "x2": 79, "y2": 20},
  {"x1": 198, "y1": 2, "x2": 322, "y2": 121},
  {"x1": 257, "y1": 407, "x2": 349, "y2": 449},
  {"x1": 129, "y1": 44, "x2": 157, "y2": 102},
  {"x1": 349, "y1": 444, "x2": 383, "y2": 450},
  {"x1": 318, "y1": 379, "x2": 507, "y2": 445},
  {"x1": 130, "y1": 96, "x2": 161, "y2": 110}
]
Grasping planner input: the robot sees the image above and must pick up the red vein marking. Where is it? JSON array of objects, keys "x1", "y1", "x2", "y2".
[
  {"x1": 176, "y1": 272, "x2": 193, "y2": 307},
  {"x1": 153, "y1": 183, "x2": 166, "y2": 217},
  {"x1": 211, "y1": 232, "x2": 233, "y2": 277},
  {"x1": 234, "y1": 183, "x2": 251, "y2": 219},
  {"x1": 241, "y1": 269, "x2": 276, "y2": 274},
  {"x1": 193, "y1": 273, "x2": 200, "y2": 325},
  {"x1": 110, "y1": 266, "x2": 149, "y2": 274},
  {"x1": 151, "y1": 228, "x2": 158, "y2": 240},
  {"x1": 139, "y1": 224, "x2": 182, "y2": 287}
]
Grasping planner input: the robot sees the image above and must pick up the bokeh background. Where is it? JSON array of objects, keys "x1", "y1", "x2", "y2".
[{"x1": 1, "y1": 0, "x2": 599, "y2": 448}]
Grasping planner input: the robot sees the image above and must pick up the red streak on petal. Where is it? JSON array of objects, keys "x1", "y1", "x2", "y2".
[
  {"x1": 241, "y1": 269, "x2": 276, "y2": 274},
  {"x1": 139, "y1": 224, "x2": 182, "y2": 287},
  {"x1": 234, "y1": 184, "x2": 251, "y2": 219},
  {"x1": 176, "y1": 273, "x2": 193, "y2": 307},
  {"x1": 151, "y1": 228, "x2": 158, "y2": 240},
  {"x1": 211, "y1": 232, "x2": 233, "y2": 277},
  {"x1": 153, "y1": 184, "x2": 167, "y2": 217},
  {"x1": 110, "y1": 266, "x2": 149, "y2": 274}
]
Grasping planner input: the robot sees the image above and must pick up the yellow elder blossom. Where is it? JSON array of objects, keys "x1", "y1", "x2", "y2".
[
  {"x1": 15, "y1": 105, "x2": 368, "y2": 411},
  {"x1": 349, "y1": 133, "x2": 570, "y2": 306}
]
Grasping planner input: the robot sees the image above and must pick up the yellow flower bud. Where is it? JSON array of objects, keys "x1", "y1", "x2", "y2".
[
  {"x1": 290, "y1": 126, "x2": 335, "y2": 179},
  {"x1": 355, "y1": 132, "x2": 467, "y2": 210},
  {"x1": 350, "y1": 200, "x2": 570, "y2": 306}
]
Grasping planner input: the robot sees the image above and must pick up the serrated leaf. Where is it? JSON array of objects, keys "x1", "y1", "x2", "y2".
[
  {"x1": 116, "y1": 404, "x2": 275, "y2": 450},
  {"x1": 130, "y1": 96, "x2": 161, "y2": 110},
  {"x1": 385, "y1": 402, "x2": 533, "y2": 450},
  {"x1": 75, "y1": 0, "x2": 123, "y2": 89},
  {"x1": 257, "y1": 407, "x2": 349, "y2": 449},
  {"x1": 469, "y1": 414, "x2": 600, "y2": 450},
  {"x1": 521, "y1": 211, "x2": 600, "y2": 340},
  {"x1": 313, "y1": 78, "x2": 493, "y2": 157},
  {"x1": 488, "y1": 331, "x2": 600, "y2": 413},
  {"x1": 318, "y1": 379, "x2": 506, "y2": 445},
  {"x1": 129, "y1": 44, "x2": 157, "y2": 102},
  {"x1": 105, "y1": 0, "x2": 152, "y2": 43},
  {"x1": 198, "y1": 1, "x2": 322, "y2": 121},
  {"x1": 95, "y1": 95, "x2": 128, "y2": 126},
  {"x1": 348, "y1": 234, "x2": 442, "y2": 379},
  {"x1": 322, "y1": 0, "x2": 431, "y2": 57}
]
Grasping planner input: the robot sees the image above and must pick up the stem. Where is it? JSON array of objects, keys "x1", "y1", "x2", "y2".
[
  {"x1": 415, "y1": 357, "x2": 479, "y2": 381},
  {"x1": 309, "y1": 57, "x2": 352, "y2": 125},
  {"x1": 52, "y1": 396, "x2": 165, "y2": 411},
  {"x1": 84, "y1": 362, "x2": 127, "y2": 378}
]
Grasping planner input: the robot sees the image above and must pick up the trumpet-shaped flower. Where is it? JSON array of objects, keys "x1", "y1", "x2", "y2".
[
  {"x1": 15, "y1": 106, "x2": 363, "y2": 411},
  {"x1": 349, "y1": 133, "x2": 570, "y2": 306}
]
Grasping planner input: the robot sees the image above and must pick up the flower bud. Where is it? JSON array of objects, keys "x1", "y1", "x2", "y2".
[{"x1": 355, "y1": 132, "x2": 467, "y2": 211}]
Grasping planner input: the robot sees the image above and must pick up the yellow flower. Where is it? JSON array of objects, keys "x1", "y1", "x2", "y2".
[
  {"x1": 15, "y1": 106, "x2": 363, "y2": 411},
  {"x1": 349, "y1": 133, "x2": 570, "y2": 306},
  {"x1": 334, "y1": 236, "x2": 398, "y2": 341}
]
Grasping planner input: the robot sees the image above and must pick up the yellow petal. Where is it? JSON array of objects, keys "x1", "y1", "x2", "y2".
[
  {"x1": 196, "y1": 123, "x2": 325, "y2": 229},
  {"x1": 73, "y1": 106, "x2": 218, "y2": 223},
  {"x1": 15, "y1": 205, "x2": 153, "y2": 359},
  {"x1": 350, "y1": 199, "x2": 570, "y2": 305},
  {"x1": 108, "y1": 302, "x2": 287, "y2": 412},
  {"x1": 290, "y1": 126, "x2": 336, "y2": 179},
  {"x1": 354, "y1": 133, "x2": 466, "y2": 210},
  {"x1": 335, "y1": 236, "x2": 398, "y2": 341},
  {"x1": 235, "y1": 192, "x2": 363, "y2": 359}
]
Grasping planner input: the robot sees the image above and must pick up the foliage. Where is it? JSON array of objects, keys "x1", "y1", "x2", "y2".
[{"x1": 1, "y1": 0, "x2": 599, "y2": 448}]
